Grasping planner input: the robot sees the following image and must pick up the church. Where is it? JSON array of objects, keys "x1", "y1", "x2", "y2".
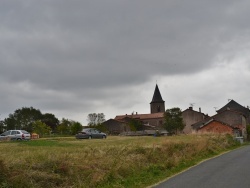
[
  {"x1": 103, "y1": 84, "x2": 250, "y2": 136},
  {"x1": 102, "y1": 84, "x2": 166, "y2": 134}
]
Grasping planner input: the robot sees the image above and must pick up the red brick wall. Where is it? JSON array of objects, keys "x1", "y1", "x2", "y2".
[{"x1": 198, "y1": 121, "x2": 233, "y2": 134}]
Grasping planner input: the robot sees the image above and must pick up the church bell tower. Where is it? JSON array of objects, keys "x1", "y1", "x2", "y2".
[{"x1": 150, "y1": 84, "x2": 165, "y2": 113}]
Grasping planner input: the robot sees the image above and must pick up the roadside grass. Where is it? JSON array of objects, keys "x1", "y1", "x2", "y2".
[{"x1": 0, "y1": 134, "x2": 241, "y2": 188}]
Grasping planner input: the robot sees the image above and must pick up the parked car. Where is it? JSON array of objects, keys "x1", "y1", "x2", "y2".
[
  {"x1": 0, "y1": 130, "x2": 31, "y2": 141},
  {"x1": 75, "y1": 128, "x2": 107, "y2": 139}
]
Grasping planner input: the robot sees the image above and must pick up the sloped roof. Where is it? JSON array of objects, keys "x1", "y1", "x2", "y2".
[
  {"x1": 198, "y1": 119, "x2": 238, "y2": 130},
  {"x1": 192, "y1": 109, "x2": 245, "y2": 130},
  {"x1": 115, "y1": 112, "x2": 164, "y2": 121},
  {"x1": 182, "y1": 107, "x2": 207, "y2": 116},
  {"x1": 217, "y1": 100, "x2": 250, "y2": 116},
  {"x1": 103, "y1": 118, "x2": 126, "y2": 124},
  {"x1": 150, "y1": 84, "x2": 164, "y2": 103}
]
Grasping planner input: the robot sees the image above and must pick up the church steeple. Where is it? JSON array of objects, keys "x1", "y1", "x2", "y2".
[{"x1": 150, "y1": 84, "x2": 165, "y2": 113}]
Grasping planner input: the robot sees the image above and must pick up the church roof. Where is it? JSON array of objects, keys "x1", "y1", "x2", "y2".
[{"x1": 150, "y1": 84, "x2": 164, "y2": 103}]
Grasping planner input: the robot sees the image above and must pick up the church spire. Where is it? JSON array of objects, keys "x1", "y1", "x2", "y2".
[
  {"x1": 150, "y1": 84, "x2": 165, "y2": 113},
  {"x1": 151, "y1": 84, "x2": 164, "y2": 103}
]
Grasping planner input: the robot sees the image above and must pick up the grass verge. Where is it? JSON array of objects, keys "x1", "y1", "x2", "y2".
[{"x1": 0, "y1": 134, "x2": 241, "y2": 188}]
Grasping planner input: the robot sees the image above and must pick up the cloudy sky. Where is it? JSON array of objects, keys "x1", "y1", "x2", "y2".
[{"x1": 1, "y1": 1, "x2": 250, "y2": 125}]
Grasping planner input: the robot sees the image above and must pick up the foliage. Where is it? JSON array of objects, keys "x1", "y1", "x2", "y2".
[
  {"x1": 246, "y1": 124, "x2": 250, "y2": 140},
  {"x1": 164, "y1": 107, "x2": 185, "y2": 135},
  {"x1": 0, "y1": 120, "x2": 5, "y2": 133},
  {"x1": 88, "y1": 123, "x2": 108, "y2": 133},
  {"x1": 1, "y1": 107, "x2": 83, "y2": 136},
  {"x1": 57, "y1": 118, "x2": 71, "y2": 135},
  {"x1": 70, "y1": 121, "x2": 83, "y2": 135},
  {"x1": 32, "y1": 120, "x2": 52, "y2": 138},
  {"x1": 129, "y1": 118, "x2": 144, "y2": 131},
  {"x1": 41, "y1": 113, "x2": 59, "y2": 131},
  {"x1": 87, "y1": 113, "x2": 106, "y2": 126},
  {"x1": 3, "y1": 107, "x2": 43, "y2": 132},
  {"x1": 0, "y1": 134, "x2": 240, "y2": 188},
  {"x1": 57, "y1": 119, "x2": 83, "y2": 135}
]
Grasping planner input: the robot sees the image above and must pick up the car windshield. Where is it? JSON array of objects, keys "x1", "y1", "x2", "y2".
[
  {"x1": 1, "y1": 131, "x2": 11, "y2": 136},
  {"x1": 82, "y1": 129, "x2": 91, "y2": 132},
  {"x1": 21, "y1": 130, "x2": 29, "y2": 134}
]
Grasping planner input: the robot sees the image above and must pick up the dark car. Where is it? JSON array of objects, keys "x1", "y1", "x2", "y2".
[{"x1": 75, "y1": 128, "x2": 107, "y2": 139}]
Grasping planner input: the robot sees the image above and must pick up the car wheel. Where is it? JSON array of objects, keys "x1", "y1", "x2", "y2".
[
  {"x1": 102, "y1": 135, "x2": 106, "y2": 139},
  {"x1": 17, "y1": 138, "x2": 22, "y2": 141},
  {"x1": 88, "y1": 136, "x2": 92, "y2": 139}
]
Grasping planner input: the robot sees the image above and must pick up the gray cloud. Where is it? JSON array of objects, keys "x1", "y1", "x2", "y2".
[{"x1": 1, "y1": 1, "x2": 250, "y2": 124}]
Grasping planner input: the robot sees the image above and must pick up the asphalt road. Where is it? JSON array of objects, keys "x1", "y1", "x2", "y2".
[{"x1": 153, "y1": 146, "x2": 250, "y2": 188}]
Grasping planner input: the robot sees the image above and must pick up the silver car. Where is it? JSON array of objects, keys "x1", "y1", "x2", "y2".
[
  {"x1": 0, "y1": 130, "x2": 31, "y2": 141},
  {"x1": 75, "y1": 128, "x2": 107, "y2": 139}
]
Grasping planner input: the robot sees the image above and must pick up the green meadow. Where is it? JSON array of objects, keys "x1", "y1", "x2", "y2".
[{"x1": 0, "y1": 134, "x2": 241, "y2": 188}]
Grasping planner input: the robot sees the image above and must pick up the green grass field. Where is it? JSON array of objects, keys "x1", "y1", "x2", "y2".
[{"x1": 0, "y1": 134, "x2": 241, "y2": 188}]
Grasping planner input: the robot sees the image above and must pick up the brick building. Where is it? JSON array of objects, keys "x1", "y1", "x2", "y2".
[
  {"x1": 197, "y1": 119, "x2": 240, "y2": 136},
  {"x1": 192, "y1": 100, "x2": 249, "y2": 137}
]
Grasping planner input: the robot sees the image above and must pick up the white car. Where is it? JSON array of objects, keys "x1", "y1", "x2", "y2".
[{"x1": 0, "y1": 130, "x2": 31, "y2": 141}]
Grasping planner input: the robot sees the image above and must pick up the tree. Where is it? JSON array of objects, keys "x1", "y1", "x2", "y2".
[
  {"x1": 32, "y1": 120, "x2": 51, "y2": 138},
  {"x1": 3, "y1": 114, "x2": 16, "y2": 130},
  {"x1": 164, "y1": 107, "x2": 185, "y2": 135},
  {"x1": 246, "y1": 124, "x2": 250, "y2": 140},
  {"x1": 0, "y1": 120, "x2": 5, "y2": 133},
  {"x1": 57, "y1": 118, "x2": 71, "y2": 135},
  {"x1": 87, "y1": 113, "x2": 105, "y2": 126},
  {"x1": 129, "y1": 119, "x2": 143, "y2": 131},
  {"x1": 41, "y1": 113, "x2": 59, "y2": 131},
  {"x1": 4, "y1": 107, "x2": 42, "y2": 132},
  {"x1": 70, "y1": 121, "x2": 83, "y2": 135}
]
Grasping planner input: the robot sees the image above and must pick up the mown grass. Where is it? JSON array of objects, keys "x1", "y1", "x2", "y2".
[{"x1": 0, "y1": 134, "x2": 241, "y2": 188}]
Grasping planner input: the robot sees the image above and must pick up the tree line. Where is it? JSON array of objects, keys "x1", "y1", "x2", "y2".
[
  {"x1": 0, "y1": 106, "x2": 185, "y2": 136},
  {"x1": 0, "y1": 107, "x2": 108, "y2": 137},
  {"x1": 0, "y1": 107, "x2": 83, "y2": 137}
]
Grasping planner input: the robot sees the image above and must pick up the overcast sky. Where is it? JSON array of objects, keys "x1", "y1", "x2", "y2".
[{"x1": 1, "y1": 1, "x2": 250, "y2": 125}]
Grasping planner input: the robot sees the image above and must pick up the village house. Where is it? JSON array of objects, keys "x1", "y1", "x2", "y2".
[
  {"x1": 196, "y1": 119, "x2": 240, "y2": 135},
  {"x1": 103, "y1": 83, "x2": 249, "y2": 137},
  {"x1": 182, "y1": 107, "x2": 209, "y2": 134},
  {"x1": 102, "y1": 119, "x2": 131, "y2": 135},
  {"x1": 192, "y1": 100, "x2": 250, "y2": 138}
]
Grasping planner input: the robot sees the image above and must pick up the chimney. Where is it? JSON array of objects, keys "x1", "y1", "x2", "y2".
[
  {"x1": 189, "y1": 107, "x2": 193, "y2": 110},
  {"x1": 136, "y1": 112, "x2": 138, "y2": 115},
  {"x1": 199, "y1": 107, "x2": 201, "y2": 113}
]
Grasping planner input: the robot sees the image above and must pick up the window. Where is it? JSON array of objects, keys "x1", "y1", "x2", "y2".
[
  {"x1": 3, "y1": 131, "x2": 11, "y2": 136},
  {"x1": 11, "y1": 131, "x2": 17, "y2": 135}
]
